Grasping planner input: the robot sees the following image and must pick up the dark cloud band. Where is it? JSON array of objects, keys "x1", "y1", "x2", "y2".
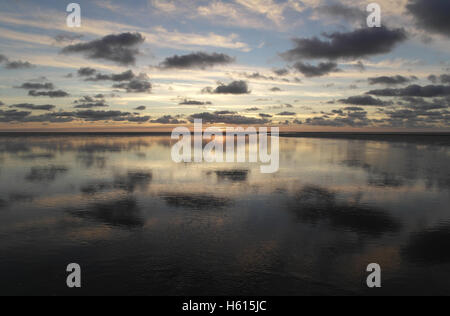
[{"x1": 283, "y1": 27, "x2": 407, "y2": 61}]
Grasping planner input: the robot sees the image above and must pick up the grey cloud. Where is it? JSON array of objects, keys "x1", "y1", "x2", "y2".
[
  {"x1": 85, "y1": 70, "x2": 138, "y2": 82},
  {"x1": 400, "y1": 96, "x2": 450, "y2": 111},
  {"x1": 51, "y1": 110, "x2": 149, "y2": 123},
  {"x1": 306, "y1": 115, "x2": 371, "y2": 127},
  {"x1": 368, "y1": 75, "x2": 416, "y2": 85},
  {"x1": 77, "y1": 67, "x2": 97, "y2": 77},
  {"x1": 0, "y1": 55, "x2": 35, "y2": 69},
  {"x1": 0, "y1": 110, "x2": 32, "y2": 122},
  {"x1": 277, "y1": 111, "x2": 296, "y2": 116},
  {"x1": 283, "y1": 27, "x2": 407, "y2": 61},
  {"x1": 29, "y1": 90, "x2": 70, "y2": 98},
  {"x1": 159, "y1": 52, "x2": 234, "y2": 69},
  {"x1": 113, "y1": 115, "x2": 151, "y2": 123},
  {"x1": 16, "y1": 82, "x2": 54, "y2": 90},
  {"x1": 340, "y1": 95, "x2": 392, "y2": 106},
  {"x1": 22, "y1": 113, "x2": 75, "y2": 123},
  {"x1": 347, "y1": 110, "x2": 368, "y2": 120},
  {"x1": 214, "y1": 111, "x2": 236, "y2": 115},
  {"x1": 179, "y1": 99, "x2": 212, "y2": 105},
  {"x1": 151, "y1": 115, "x2": 185, "y2": 124},
  {"x1": 379, "y1": 109, "x2": 449, "y2": 128},
  {"x1": 134, "y1": 106, "x2": 146, "y2": 111},
  {"x1": 3, "y1": 60, "x2": 35, "y2": 69},
  {"x1": 113, "y1": 80, "x2": 152, "y2": 93},
  {"x1": 343, "y1": 106, "x2": 365, "y2": 111},
  {"x1": 74, "y1": 95, "x2": 104, "y2": 104},
  {"x1": 22, "y1": 111, "x2": 148, "y2": 124},
  {"x1": 305, "y1": 107, "x2": 372, "y2": 127},
  {"x1": 26, "y1": 110, "x2": 148, "y2": 123},
  {"x1": 293, "y1": 61, "x2": 340, "y2": 77},
  {"x1": 1, "y1": 111, "x2": 84, "y2": 123},
  {"x1": 428, "y1": 75, "x2": 438, "y2": 83},
  {"x1": 407, "y1": 0, "x2": 450, "y2": 37},
  {"x1": 441, "y1": 75, "x2": 450, "y2": 83},
  {"x1": 367, "y1": 85, "x2": 450, "y2": 97},
  {"x1": 11, "y1": 103, "x2": 56, "y2": 111},
  {"x1": 74, "y1": 101, "x2": 109, "y2": 109},
  {"x1": 428, "y1": 74, "x2": 450, "y2": 84},
  {"x1": 332, "y1": 109, "x2": 344, "y2": 115},
  {"x1": 74, "y1": 110, "x2": 131, "y2": 121},
  {"x1": 1, "y1": 110, "x2": 137, "y2": 124},
  {"x1": 189, "y1": 112, "x2": 269, "y2": 124},
  {"x1": 388, "y1": 109, "x2": 448, "y2": 120},
  {"x1": 241, "y1": 72, "x2": 277, "y2": 81},
  {"x1": 273, "y1": 68, "x2": 289, "y2": 76},
  {"x1": 202, "y1": 81, "x2": 250, "y2": 94},
  {"x1": 61, "y1": 32, "x2": 145, "y2": 65},
  {"x1": 126, "y1": 116, "x2": 151, "y2": 123},
  {"x1": 24, "y1": 111, "x2": 75, "y2": 122}
]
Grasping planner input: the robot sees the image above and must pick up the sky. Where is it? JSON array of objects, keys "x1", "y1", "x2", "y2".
[{"x1": 0, "y1": 0, "x2": 449, "y2": 131}]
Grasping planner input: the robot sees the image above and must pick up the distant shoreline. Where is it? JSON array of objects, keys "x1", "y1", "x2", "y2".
[{"x1": 0, "y1": 131, "x2": 449, "y2": 145}]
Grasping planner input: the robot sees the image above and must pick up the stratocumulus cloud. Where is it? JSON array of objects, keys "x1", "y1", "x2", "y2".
[
  {"x1": 151, "y1": 115, "x2": 185, "y2": 124},
  {"x1": 202, "y1": 81, "x2": 250, "y2": 94},
  {"x1": 159, "y1": 52, "x2": 235, "y2": 69},
  {"x1": 84, "y1": 70, "x2": 138, "y2": 82},
  {"x1": 61, "y1": 33, "x2": 145, "y2": 65},
  {"x1": 16, "y1": 82, "x2": 54, "y2": 90},
  {"x1": 282, "y1": 27, "x2": 407, "y2": 61},
  {"x1": 28, "y1": 90, "x2": 70, "y2": 98},
  {"x1": 0, "y1": 55, "x2": 35, "y2": 69},
  {"x1": 293, "y1": 61, "x2": 340, "y2": 77},
  {"x1": 74, "y1": 101, "x2": 109, "y2": 109},
  {"x1": 113, "y1": 80, "x2": 152, "y2": 93},
  {"x1": 368, "y1": 76, "x2": 417, "y2": 85},
  {"x1": 179, "y1": 99, "x2": 212, "y2": 105},
  {"x1": 339, "y1": 95, "x2": 393, "y2": 106},
  {"x1": 367, "y1": 85, "x2": 450, "y2": 97},
  {"x1": 77, "y1": 67, "x2": 97, "y2": 77},
  {"x1": 11, "y1": 103, "x2": 56, "y2": 111}
]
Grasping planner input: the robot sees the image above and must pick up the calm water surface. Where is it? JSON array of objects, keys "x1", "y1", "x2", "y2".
[{"x1": 0, "y1": 135, "x2": 449, "y2": 295}]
